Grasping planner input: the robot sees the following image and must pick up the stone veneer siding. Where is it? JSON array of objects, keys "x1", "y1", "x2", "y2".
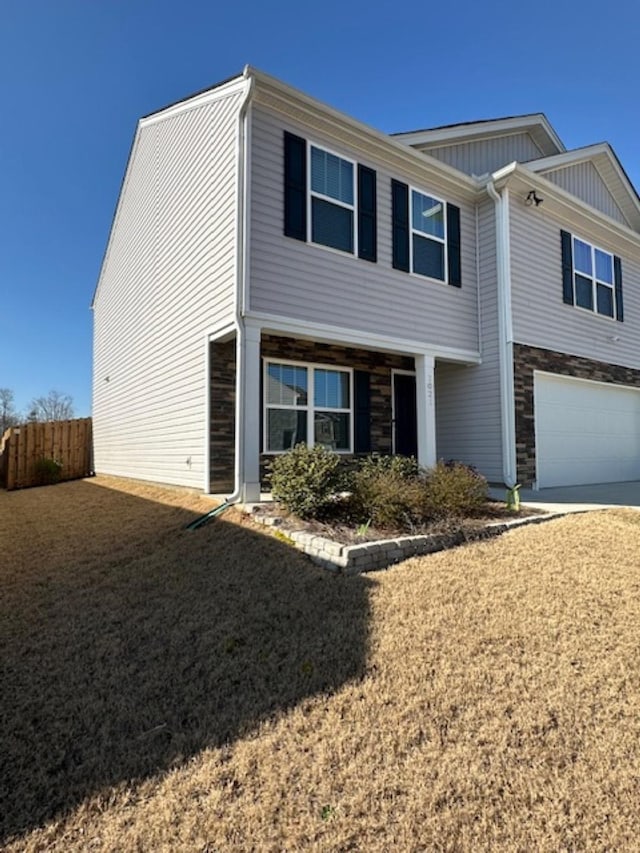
[
  {"x1": 210, "y1": 339, "x2": 236, "y2": 493},
  {"x1": 514, "y1": 342, "x2": 640, "y2": 485},
  {"x1": 261, "y1": 334, "x2": 415, "y2": 485}
]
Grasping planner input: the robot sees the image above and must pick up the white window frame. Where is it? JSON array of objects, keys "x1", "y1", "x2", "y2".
[
  {"x1": 263, "y1": 358, "x2": 354, "y2": 455},
  {"x1": 410, "y1": 186, "x2": 448, "y2": 283},
  {"x1": 307, "y1": 142, "x2": 357, "y2": 256},
  {"x1": 572, "y1": 235, "x2": 616, "y2": 319}
]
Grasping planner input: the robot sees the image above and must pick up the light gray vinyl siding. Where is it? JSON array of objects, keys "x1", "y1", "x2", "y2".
[
  {"x1": 249, "y1": 105, "x2": 478, "y2": 353},
  {"x1": 542, "y1": 161, "x2": 628, "y2": 224},
  {"x1": 436, "y1": 201, "x2": 503, "y2": 481},
  {"x1": 420, "y1": 133, "x2": 543, "y2": 177},
  {"x1": 510, "y1": 201, "x2": 640, "y2": 369},
  {"x1": 93, "y1": 87, "x2": 243, "y2": 487}
]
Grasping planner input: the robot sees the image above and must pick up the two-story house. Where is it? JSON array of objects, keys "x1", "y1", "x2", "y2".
[{"x1": 93, "y1": 66, "x2": 640, "y2": 501}]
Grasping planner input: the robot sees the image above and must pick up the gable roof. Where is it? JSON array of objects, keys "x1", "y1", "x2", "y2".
[
  {"x1": 523, "y1": 143, "x2": 640, "y2": 231},
  {"x1": 392, "y1": 114, "x2": 565, "y2": 158}
]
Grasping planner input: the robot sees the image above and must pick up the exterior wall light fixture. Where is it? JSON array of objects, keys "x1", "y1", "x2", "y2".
[{"x1": 525, "y1": 190, "x2": 544, "y2": 207}]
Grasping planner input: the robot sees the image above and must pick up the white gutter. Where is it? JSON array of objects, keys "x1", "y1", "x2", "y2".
[
  {"x1": 486, "y1": 180, "x2": 517, "y2": 488},
  {"x1": 210, "y1": 68, "x2": 254, "y2": 501}
]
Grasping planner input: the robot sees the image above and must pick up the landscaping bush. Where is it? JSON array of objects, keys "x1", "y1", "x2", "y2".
[
  {"x1": 350, "y1": 454, "x2": 424, "y2": 530},
  {"x1": 33, "y1": 457, "x2": 63, "y2": 486},
  {"x1": 267, "y1": 443, "x2": 344, "y2": 519},
  {"x1": 422, "y1": 460, "x2": 488, "y2": 518},
  {"x1": 350, "y1": 455, "x2": 488, "y2": 530},
  {"x1": 356, "y1": 453, "x2": 420, "y2": 480}
]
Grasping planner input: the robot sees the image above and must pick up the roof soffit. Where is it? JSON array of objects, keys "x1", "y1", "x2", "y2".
[
  {"x1": 248, "y1": 69, "x2": 479, "y2": 200},
  {"x1": 524, "y1": 145, "x2": 640, "y2": 232},
  {"x1": 392, "y1": 115, "x2": 565, "y2": 158},
  {"x1": 491, "y1": 163, "x2": 640, "y2": 250}
]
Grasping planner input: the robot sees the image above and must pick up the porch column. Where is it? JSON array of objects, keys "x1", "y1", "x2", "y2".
[
  {"x1": 415, "y1": 354, "x2": 436, "y2": 468},
  {"x1": 241, "y1": 324, "x2": 262, "y2": 502}
]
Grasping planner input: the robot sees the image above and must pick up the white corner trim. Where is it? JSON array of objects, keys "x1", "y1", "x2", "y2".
[
  {"x1": 486, "y1": 181, "x2": 517, "y2": 488},
  {"x1": 204, "y1": 333, "x2": 212, "y2": 494},
  {"x1": 244, "y1": 312, "x2": 481, "y2": 364}
]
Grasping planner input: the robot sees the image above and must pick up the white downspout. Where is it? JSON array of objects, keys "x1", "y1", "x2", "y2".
[
  {"x1": 217, "y1": 69, "x2": 254, "y2": 502},
  {"x1": 486, "y1": 180, "x2": 517, "y2": 488}
]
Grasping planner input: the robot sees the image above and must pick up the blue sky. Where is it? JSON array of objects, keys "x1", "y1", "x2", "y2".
[{"x1": 2, "y1": 0, "x2": 639, "y2": 418}]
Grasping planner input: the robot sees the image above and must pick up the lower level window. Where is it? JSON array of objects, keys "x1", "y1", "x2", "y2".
[{"x1": 265, "y1": 360, "x2": 352, "y2": 452}]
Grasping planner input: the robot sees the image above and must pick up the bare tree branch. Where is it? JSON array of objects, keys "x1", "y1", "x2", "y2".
[
  {"x1": 0, "y1": 388, "x2": 19, "y2": 433},
  {"x1": 28, "y1": 390, "x2": 74, "y2": 422}
]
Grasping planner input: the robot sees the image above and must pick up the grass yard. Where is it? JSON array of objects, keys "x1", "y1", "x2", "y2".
[{"x1": 1, "y1": 476, "x2": 640, "y2": 851}]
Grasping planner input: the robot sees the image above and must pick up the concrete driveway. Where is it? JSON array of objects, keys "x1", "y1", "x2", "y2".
[{"x1": 490, "y1": 481, "x2": 640, "y2": 513}]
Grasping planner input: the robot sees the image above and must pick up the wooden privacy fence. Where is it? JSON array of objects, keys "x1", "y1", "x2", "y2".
[{"x1": 0, "y1": 418, "x2": 93, "y2": 490}]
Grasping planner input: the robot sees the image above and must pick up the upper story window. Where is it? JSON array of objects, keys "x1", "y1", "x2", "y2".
[
  {"x1": 574, "y1": 238, "x2": 614, "y2": 317},
  {"x1": 310, "y1": 146, "x2": 355, "y2": 253},
  {"x1": 411, "y1": 190, "x2": 446, "y2": 280},
  {"x1": 264, "y1": 359, "x2": 352, "y2": 453},
  {"x1": 392, "y1": 179, "x2": 461, "y2": 287},
  {"x1": 561, "y1": 230, "x2": 623, "y2": 321},
  {"x1": 284, "y1": 131, "x2": 377, "y2": 263}
]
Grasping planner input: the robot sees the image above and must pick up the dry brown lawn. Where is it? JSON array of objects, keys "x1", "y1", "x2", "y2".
[{"x1": 1, "y1": 476, "x2": 640, "y2": 851}]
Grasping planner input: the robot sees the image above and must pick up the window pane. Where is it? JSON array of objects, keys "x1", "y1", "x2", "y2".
[
  {"x1": 314, "y1": 369, "x2": 349, "y2": 409},
  {"x1": 595, "y1": 249, "x2": 613, "y2": 284},
  {"x1": 575, "y1": 274, "x2": 593, "y2": 310},
  {"x1": 412, "y1": 191, "x2": 444, "y2": 239},
  {"x1": 413, "y1": 234, "x2": 445, "y2": 280},
  {"x1": 267, "y1": 363, "x2": 307, "y2": 406},
  {"x1": 311, "y1": 197, "x2": 354, "y2": 253},
  {"x1": 311, "y1": 146, "x2": 353, "y2": 205},
  {"x1": 314, "y1": 412, "x2": 350, "y2": 450},
  {"x1": 267, "y1": 410, "x2": 307, "y2": 451},
  {"x1": 574, "y1": 239, "x2": 592, "y2": 275},
  {"x1": 596, "y1": 283, "x2": 614, "y2": 317}
]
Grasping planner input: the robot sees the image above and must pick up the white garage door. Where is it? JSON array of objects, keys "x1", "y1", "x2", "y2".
[{"x1": 534, "y1": 372, "x2": 640, "y2": 488}]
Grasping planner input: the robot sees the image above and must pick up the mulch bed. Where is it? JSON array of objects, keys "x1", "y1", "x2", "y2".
[{"x1": 251, "y1": 500, "x2": 544, "y2": 546}]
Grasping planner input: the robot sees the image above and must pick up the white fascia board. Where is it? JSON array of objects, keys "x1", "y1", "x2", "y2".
[
  {"x1": 392, "y1": 114, "x2": 565, "y2": 155},
  {"x1": 92, "y1": 75, "x2": 250, "y2": 309},
  {"x1": 140, "y1": 76, "x2": 248, "y2": 128},
  {"x1": 208, "y1": 322, "x2": 237, "y2": 343},
  {"x1": 524, "y1": 143, "x2": 611, "y2": 173},
  {"x1": 245, "y1": 66, "x2": 478, "y2": 197},
  {"x1": 244, "y1": 311, "x2": 481, "y2": 365},
  {"x1": 92, "y1": 128, "x2": 143, "y2": 308},
  {"x1": 487, "y1": 163, "x2": 640, "y2": 251}
]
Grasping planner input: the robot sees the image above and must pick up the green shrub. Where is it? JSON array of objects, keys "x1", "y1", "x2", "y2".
[
  {"x1": 350, "y1": 454, "x2": 423, "y2": 530},
  {"x1": 422, "y1": 461, "x2": 487, "y2": 518},
  {"x1": 350, "y1": 455, "x2": 488, "y2": 530},
  {"x1": 33, "y1": 457, "x2": 63, "y2": 486},
  {"x1": 267, "y1": 443, "x2": 343, "y2": 519},
  {"x1": 356, "y1": 453, "x2": 420, "y2": 480}
]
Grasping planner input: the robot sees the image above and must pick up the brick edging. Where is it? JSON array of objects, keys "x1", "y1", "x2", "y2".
[{"x1": 243, "y1": 505, "x2": 568, "y2": 574}]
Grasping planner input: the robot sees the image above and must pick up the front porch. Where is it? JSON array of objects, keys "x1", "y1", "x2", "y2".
[{"x1": 209, "y1": 323, "x2": 458, "y2": 501}]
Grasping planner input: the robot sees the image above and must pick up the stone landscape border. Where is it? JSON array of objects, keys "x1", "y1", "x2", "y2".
[{"x1": 242, "y1": 505, "x2": 569, "y2": 574}]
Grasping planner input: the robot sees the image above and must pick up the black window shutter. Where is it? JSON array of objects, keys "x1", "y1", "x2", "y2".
[
  {"x1": 560, "y1": 230, "x2": 574, "y2": 305},
  {"x1": 391, "y1": 179, "x2": 410, "y2": 272},
  {"x1": 284, "y1": 131, "x2": 307, "y2": 241},
  {"x1": 358, "y1": 165, "x2": 377, "y2": 262},
  {"x1": 446, "y1": 203, "x2": 461, "y2": 287},
  {"x1": 354, "y1": 370, "x2": 371, "y2": 453},
  {"x1": 614, "y1": 255, "x2": 624, "y2": 322}
]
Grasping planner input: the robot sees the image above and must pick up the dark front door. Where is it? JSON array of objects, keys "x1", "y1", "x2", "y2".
[{"x1": 393, "y1": 373, "x2": 418, "y2": 457}]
